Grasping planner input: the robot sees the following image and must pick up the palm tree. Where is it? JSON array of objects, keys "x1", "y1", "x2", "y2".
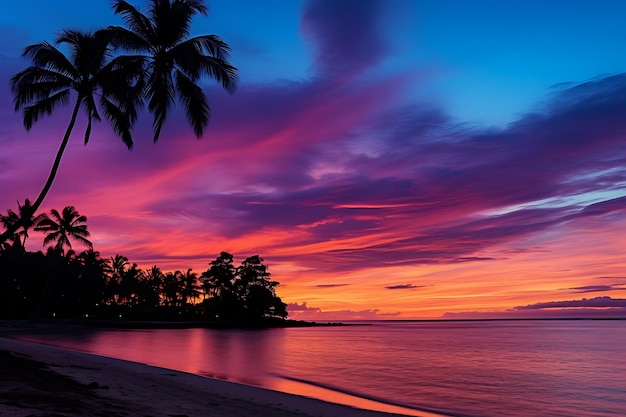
[
  {"x1": 138, "y1": 265, "x2": 164, "y2": 307},
  {"x1": 76, "y1": 249, "x2": 109, "y2": 309},
  {"x1": 34, "y1": 207, "x2": 91, "y2": 318},
  {"x1": 180, "y1": 268, "x2": 200, "y2": 306},
  {"x1": 162, "y1": 271, "x2": 184, "y2": 307},
  {"x1": 0, "y1": 29, "x2": 143, "y2": 246},
  {"x1": 0, "y1": 199, "x2": 47, "y2": 247},
  {"x1": 35, "y1": 206, "x2": 92, "y2": 252},
  {"x1": 108, "y1": 0, "x2": 238, "y2": 142}
]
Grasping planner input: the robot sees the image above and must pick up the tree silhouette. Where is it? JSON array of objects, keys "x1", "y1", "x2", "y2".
[
  {"x1": 0, "y1": 29, "x2": 143, "y2": 245},
  {"x1": 201, "y1": 251, "x2": 236, "y2": 299},
  {"x1": 162, "y1": 271, "x2": 184, "y2": 308},
  {"x1": 236, "y1": 255, "x2": 285, "y2": 318},
  {"x1": 142, "y1": 265, "x2": 165, "y2": 306},
  {"x1": 200, "y1": 253, "x2": 287, "y2": 320},
  {"x1": 1, "y1": 2, "x2": 238, "y2": 247},
  {"x1": 35, "y1": 206, "x2": 92, "y2": 252},
  {"x1": 180, "y1": 268, "x2": 200, "y2": 306},
  {"x1": 0, "y1": 199, "x2": 47, "y2": 247},
  {"x1": 76, "y1": 249, "x2": 109, "y2": 312},
  {"x1": 108, "y1": 0, "x2": 238, "y2": 142}
]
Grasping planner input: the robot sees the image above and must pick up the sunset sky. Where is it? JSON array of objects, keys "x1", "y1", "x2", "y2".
[{"x1": 2, "y1": 0, "x2": 626, "y2": 319}]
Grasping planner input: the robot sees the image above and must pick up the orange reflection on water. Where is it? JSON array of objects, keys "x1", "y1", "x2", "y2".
[{"x1": 269, "y1": 376, "x2": 444, "y2": 417}]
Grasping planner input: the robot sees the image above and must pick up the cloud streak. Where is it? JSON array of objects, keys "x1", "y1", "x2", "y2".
[{"x1": 514, "y1": 296, "x2": 626, "y2": 310}]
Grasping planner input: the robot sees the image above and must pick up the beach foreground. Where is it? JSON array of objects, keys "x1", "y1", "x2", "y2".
[{"x1": 0, "y1": 337, "x2": 423, "y2": 417}]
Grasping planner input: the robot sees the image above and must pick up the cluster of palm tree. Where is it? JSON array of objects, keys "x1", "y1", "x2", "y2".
[
  {"x1": 0, "y1": 205, "x2": 287, "y2": 321},
  {"x1": 0, "y1": 202, "x2": 90, "y2": 251},
  {"x1": 0, "y1": 0, "x2": 238, "y2": 245}
]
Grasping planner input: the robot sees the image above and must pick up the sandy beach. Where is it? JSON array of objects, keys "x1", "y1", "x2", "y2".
[{"x1": 0, "y1": 336, "x2": 424, "y2": 417}]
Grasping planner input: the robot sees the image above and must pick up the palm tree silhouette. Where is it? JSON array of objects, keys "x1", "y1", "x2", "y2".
[
  {"x1": 34, "y1": 206, "x2": 91, "y2": 317},
  {"x1": 108, "y1": 0, "x2": 238, "y2": 142},
  {"x1": 1, "y1": 1, "x2": 238, "y2": 247},
  {"x1": 0, "y1": 199, "x2": 47, "y2": 247},
  {"x1": 1, "y1": 29, "x2": 142, "y2": 245},
  {"x1": 35, "y1": 206, "x2": 93, "y2": 252},
  {"x1": 179, "y1": 268, "x2": 200, "y2": 306}
]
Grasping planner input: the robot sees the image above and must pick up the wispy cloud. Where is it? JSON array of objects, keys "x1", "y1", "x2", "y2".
[
  {"x1": 514, "y1": 296, "x2": 626, "y2": 310},
  {"x1": 314, "y1": 284, "x2": 350, "y2": 288},
  {"x1": 385, "y1": 284, "x2": 423, "y2": 290},
  {"x1": 568, "y1": 284, "x2": 626, "y2": 293}
]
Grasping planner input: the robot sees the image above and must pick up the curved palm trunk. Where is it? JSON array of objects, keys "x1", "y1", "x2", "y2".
[{"x1": 0, "y1": 97, "x2": 82, "y2": 246}]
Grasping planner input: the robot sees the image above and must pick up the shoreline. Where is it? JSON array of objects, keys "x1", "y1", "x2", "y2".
[{"x1": 0, "y1": 336, "x2": 443, "y2": 417}]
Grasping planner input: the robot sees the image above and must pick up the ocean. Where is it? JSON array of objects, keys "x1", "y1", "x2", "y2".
[{"x1": 11, "y1": 320, "x2": 626, "y2": 417}]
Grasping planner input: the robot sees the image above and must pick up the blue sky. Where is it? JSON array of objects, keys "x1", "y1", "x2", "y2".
[{"x1": 3, "y1": 0, "x2": 625, "y2": 125}]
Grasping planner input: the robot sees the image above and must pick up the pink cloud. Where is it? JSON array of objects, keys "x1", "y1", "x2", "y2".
[{"x1": 287, "y1": 301, "x2": 401, "y2": 321}]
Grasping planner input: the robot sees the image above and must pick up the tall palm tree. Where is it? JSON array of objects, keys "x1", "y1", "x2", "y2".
[
  {"x1": 0, "y1": 199, "x2": 47, "y2": 247},
  {"x1": 35, "y1": 206, "x2": 93, "y2": 252},
  {"x1": 0, "y1": 29, "x2": 143, "y2": 245},
  {"x1": 179, "y1": 268, "x2": 200, "y2": 305},
  {"x1": 108, "y1": 0, "x2": 238, "y2": 142}
]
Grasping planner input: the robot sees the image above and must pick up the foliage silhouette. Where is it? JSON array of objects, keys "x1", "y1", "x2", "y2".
[
  {"x1": 1, "y1": 1, "x2": 238, "y2": 246},
  {"x1": 108, "y1": 0, "x2": 238, "y2": 142},
  {"x1": 0, "y1": 199, "x2": 47, "y2": 247},
  {"x1": 1, "y1": 29, "x2": 142, "y2": 245},
  {"x1": 35, "y1": 206, "x2": 92, "y2": 251},
  {"x1": 0, "y1": 210, "x2": 288, "y2": 323}
]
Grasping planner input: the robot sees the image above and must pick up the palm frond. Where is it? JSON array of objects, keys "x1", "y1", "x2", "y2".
[
  {"x1": 42, "y1": 232, "x2": 60, "y2": 247},
  {"x1": 49, "y1": 208, "x2": 63, "y2": 222},
  {"x1": 168, "y1": 39, "x2": 236, "y2": 91},
  {"x1": 175, "y1": 69, "x2": 209, "y2": 137},
  {"x1": 100, "y1": 55, "x2": 147, "y2": 121},
  {"x1": 147, "y1": 71, "x2": 175, "y2": 142},
  {"x1": 99, "y1": 95, "x2": 134, "y2": 149},
  {"x1": 197, "y1": 56, "x2": 238, "y2": 93},
  {"x1": 112, "y1": 1, "x2": 156, "y2": 43},
  {"x1": 22, "y1": 42, "x2": 77, "y2": 79},
  {"x1": 11, "y1": 67, "x2": 74, "y2": 110},
  {"x1": 22, "y1": 90, "x2": 71, "y2": 130},
  {"x1": 193, "y1": 34, "x2": 231, "y2": 60},
  {"x1": 106, "y1": 25, "x2": 151, "y2": 53},
  {"x1": 72, "y1": 233, "x2": 93, "y2": 248},
  {"x1": 157, "y1": 1, "x2": 196, "y2": 47},
  {"x1": 83, "y1": 95, "x2": 102, "y2": 144},
  {"x1": 168, "y1": 40, "x2": 203, "y2": 80}
]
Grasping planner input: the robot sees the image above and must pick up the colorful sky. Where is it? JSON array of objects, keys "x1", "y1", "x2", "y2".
[{"x1": 2, "y1": 0, "x2": 626, "y2": 319}]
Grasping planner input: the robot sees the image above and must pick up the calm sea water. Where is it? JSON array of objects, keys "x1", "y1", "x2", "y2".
[{"x1": 11, "y1": 320, "x2": 626, "y2": 417}]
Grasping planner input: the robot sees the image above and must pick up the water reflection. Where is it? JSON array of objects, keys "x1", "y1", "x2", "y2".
[
  {"x1": 66, "y1": 328, "x2": 286, "y2": 387},
  {"x1": 11, "y1": 320, "x2": 626, "y2": 417},
  {"x1": 14, "y1": 326, "x2": 433, "y2": 416}
]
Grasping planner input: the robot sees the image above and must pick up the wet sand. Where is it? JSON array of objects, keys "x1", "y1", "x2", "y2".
[{"x1": 0, "y1": 337, "x2": 421, "y2": 417}]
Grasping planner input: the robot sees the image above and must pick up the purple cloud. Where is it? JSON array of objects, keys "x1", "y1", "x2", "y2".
[
  {"x1": 385, "y1": 284, "x2": 423, "y2": 290},
  {"x1": 568, "y1": 284, "x2": 626, "y2": 293},
  {"x1": 300, "y1": 0, "x2": 388, "y2": 82},
  {"x1": 314, "y1": 284, "x2": 350, "y2": 288},
  {"x1": 287, "y1": 302, "x2": 321, "y2": 312},
  {"x1": 514, "y1": 296, "x2": 626, "y2": 310}
]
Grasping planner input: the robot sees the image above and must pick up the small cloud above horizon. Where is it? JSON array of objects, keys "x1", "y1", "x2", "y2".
[
  {"x1": 385, "y1": 284, "x2": 423, "y2": 290},
  {"x1": 567, "y1": 284, "x2": 626, "y2": 293},
  {"x1": 313, "y1": 283, "x2": 350, "y2": 288}
]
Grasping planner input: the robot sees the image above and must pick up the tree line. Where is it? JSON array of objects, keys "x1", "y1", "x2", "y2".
[{"x1": 0, "y1": 205, "x2": 287, "y2": 322}]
